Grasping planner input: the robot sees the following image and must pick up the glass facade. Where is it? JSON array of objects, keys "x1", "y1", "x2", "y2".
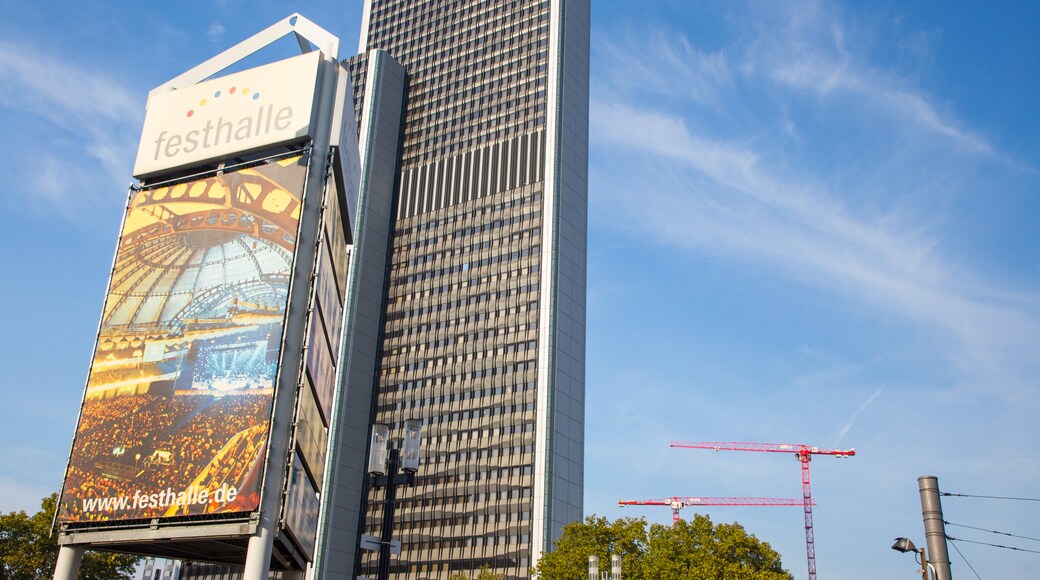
[{"x1": 354, "y1": 0, "x2": 588, "y2": 578}]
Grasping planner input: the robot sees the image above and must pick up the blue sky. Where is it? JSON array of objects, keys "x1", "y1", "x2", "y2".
[{"x1": 2, "y1": 1, "x2": 1038, "y2": 579}]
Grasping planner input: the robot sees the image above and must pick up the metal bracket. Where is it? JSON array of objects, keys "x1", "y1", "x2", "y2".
[{"x1": 148, "y1": 13, "x2": 339, "y2": 99}]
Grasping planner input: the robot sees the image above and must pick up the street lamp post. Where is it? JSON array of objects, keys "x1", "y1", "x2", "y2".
[
  {"x1": 588, "y1": 554, "x2": 622, "y2": 580},
  {"x1": 891, "y1": 537, "x2": 931, "y2": 580},
  {"x1": 367, "y1": 419, "x2": 422, "y2": 580}
]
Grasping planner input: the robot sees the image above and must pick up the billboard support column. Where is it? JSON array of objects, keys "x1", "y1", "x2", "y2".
[
  {"x1": 243, "y1": 525, "x2": 276, "y2": 580},
  {"x1": 53, "y1": 546, "x2": 84, "y2": 580}
]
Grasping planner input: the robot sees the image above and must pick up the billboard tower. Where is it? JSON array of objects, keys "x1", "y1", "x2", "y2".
[{"x1": 53, "y1": 14, "x2": 366, "y2": 580}]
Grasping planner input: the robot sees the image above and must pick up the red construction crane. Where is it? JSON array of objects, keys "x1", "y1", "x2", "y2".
[
  {"x1": 618, "y1": 496, "x2": 810, "y2": 524},
  {"x1": 669, "y1": 441, "x2": 855, "y2": 580}
]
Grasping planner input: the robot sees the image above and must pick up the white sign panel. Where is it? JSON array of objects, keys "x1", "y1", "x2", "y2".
[
  {"x1": 134, "y1": 51, "x2": 322, "y2": 177},
  {"x1": 359, "y1": 534, "x2": 401, "y2": 554}
]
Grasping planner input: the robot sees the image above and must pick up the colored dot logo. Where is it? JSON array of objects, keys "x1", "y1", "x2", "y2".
[{"x1": 185, "y1": 85, "x2": 262, "y2": 117}]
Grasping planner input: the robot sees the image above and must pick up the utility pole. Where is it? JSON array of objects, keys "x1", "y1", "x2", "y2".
[{"x1": 918, "y1": 476, "x2": 952, "y2": 580}]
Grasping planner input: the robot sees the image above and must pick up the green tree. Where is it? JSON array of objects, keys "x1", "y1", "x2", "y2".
[
  {"x1": 533, "y1": 514, "x2": 793, "y2": 580},
  {"x1": 642, "y1": 516, "x2": 792, "y2": 580},
  {"x1": 0, "y1": 493, "x2": 140, "y2": 579}
]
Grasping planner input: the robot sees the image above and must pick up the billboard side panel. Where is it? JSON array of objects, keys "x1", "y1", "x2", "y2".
[
  {"x1": 304, "y1": 299, "x2": 337, "y2": 422},
  {"x1": 57, "y1": 154, "x2": 308, "y2": 524},
  {"x1": 331, "y1": 61, "x2": 362, "y2": 236},
  {"x1": 323, "y1": 175, "x2": 351, "y2": 301},
  {"x1": 294, "y1": 375, "x2": 328, "y2": 489},
  {"x1": 282, "y1": 453, "x2": 320, "y2": 560},
  {"x1": 315, "y1": 239, "x2": 344, "y2": 362}
]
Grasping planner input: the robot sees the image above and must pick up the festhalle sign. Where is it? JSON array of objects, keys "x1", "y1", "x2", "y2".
[{"x1": 134, "y1": 51, "x2": 321, "y2": 178}]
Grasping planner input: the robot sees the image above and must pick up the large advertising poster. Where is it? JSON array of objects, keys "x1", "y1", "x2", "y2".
[{"x1": 57, "y1": 153, "x2": 308, "y2": 523}]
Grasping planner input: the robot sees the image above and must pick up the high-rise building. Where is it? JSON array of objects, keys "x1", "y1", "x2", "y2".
[{"x1": 338, "y1": 1, "x2": 589, "y2": 578}]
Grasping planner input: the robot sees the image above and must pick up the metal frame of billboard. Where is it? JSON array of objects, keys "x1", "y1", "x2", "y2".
[{"x1": 54, "y1": 13, "x2": 354, "y2": 575}]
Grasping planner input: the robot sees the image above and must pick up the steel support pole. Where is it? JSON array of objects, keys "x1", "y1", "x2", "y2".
[
  {"x1": 377, "y1": 448, "x2": 401, "y2": 580},
  {"x1": 378, "y1": 451, "x2": 401, "y2": 580},
  {"x1": 918, "y1": 476, "x2": 952, "y2": 580},
  {"x1": 53, "y1": 545, "x2": 84, "y2": 580}
]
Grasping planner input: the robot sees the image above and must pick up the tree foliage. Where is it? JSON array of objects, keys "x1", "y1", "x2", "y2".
[
  {"x1": 533, "y1": 516, "x2": 647, "y2": 580},
  {"x1": 0, "y1": 493, "x2": 140, "y2": 579},
  {"x1": 533, "y1": 514, "x2": 793, "y2": 580}
]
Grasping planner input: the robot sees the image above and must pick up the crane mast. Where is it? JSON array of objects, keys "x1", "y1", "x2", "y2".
[{"x1": 670, "y1": 441, "x2": 855, "y2": 580}]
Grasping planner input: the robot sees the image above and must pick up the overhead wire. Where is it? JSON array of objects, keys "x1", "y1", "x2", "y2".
[
  {"x1": 946, "y1": 535, "x2": 1040, "y2": 555},
  {"x1": 941, "y1": 492, "x2": 1040, "y2": 502},
  {"x1": 939, "y1": 489, "x2": 1040, "y2": 577},
  {"x1": 946, "y1": 537, "x2": 984, "y2": 580},
  {"x1": 945, "y1": 521, "x2": 1040, "y2": 543}
]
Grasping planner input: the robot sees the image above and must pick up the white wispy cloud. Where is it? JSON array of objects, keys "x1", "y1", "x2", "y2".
[
  {"x1": 750, "y1": 1, "x2": 1001, "y2": 158},
  {"x1": 589, "y1": 0, "x2": 1040, "y2": 399},
  {"x1": 0, "y1": 40, "x2": 142, "y2": 224},
  {"x1": 595, "y1": 28, "x2": 733, "y2": 110},
  {"x1": 770, "y1": 55, "x2": 997, "y2": 158},
  {"x1": 590, "y1": 0, "x2": 1035, "y2": 397},
  {"x1": 833, "y1": 389, "x2": 882, "y2": 446},
  {"x1": 207, "y1": 21, "x2": 227, "y2": 43},
  {"x1": 592, "y1": 98, "x2": 1039, "y2": 395},
  {"x1": 596, "y1": 1, "x2": 1006, "y2": 162}
]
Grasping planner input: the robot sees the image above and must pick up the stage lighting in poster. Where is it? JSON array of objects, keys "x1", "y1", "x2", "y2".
[{"x1": 57, "y1": 152, "x2": 308, "y2": 524}]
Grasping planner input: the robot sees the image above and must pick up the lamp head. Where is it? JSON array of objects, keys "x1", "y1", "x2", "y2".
[
  {"x1": 891, "y1": 537, "x2": 917, "y2": 553},
  {"x1": 367, "y1": 423, "x2": 390, "y2": 475},
  {"x1": 400, "y1": 418, "x2": 423, "y2": 473}
]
